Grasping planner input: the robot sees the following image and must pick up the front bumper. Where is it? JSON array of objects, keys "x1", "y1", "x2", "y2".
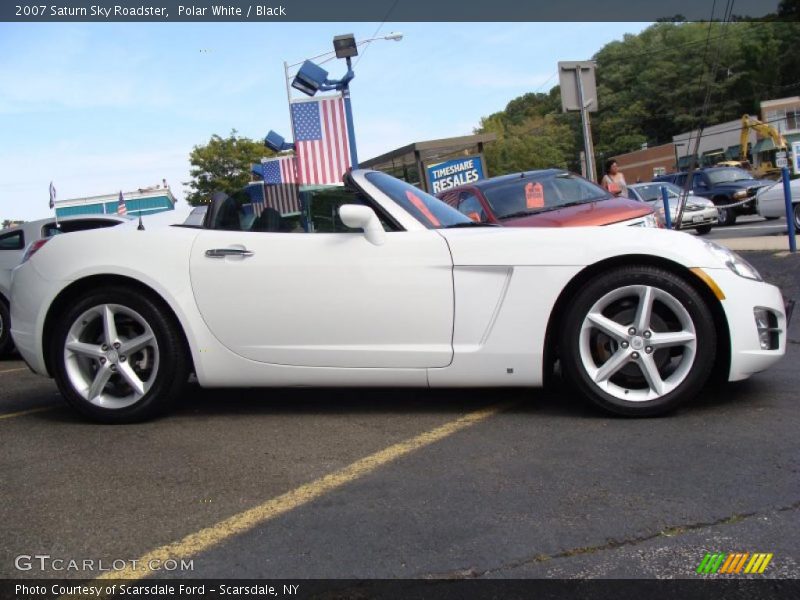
[
  {"x1": 677, "y1": 209, "x2": 718, "y2": 229},
  {"x1": 703, "y1": 267, "x2": 788, "y2": 382}
]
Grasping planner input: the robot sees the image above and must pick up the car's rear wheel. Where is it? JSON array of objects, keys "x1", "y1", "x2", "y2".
[
  {"x1": 794, "y1": 204, "x2": 800, "y2": 231},
  {"x1": 695, "y1": 225, "x2": 712, "y2": 235},
  {"x1": 50, "y1": 287, "x2": 188, "y2": 423},
  {"x1": 0, "y1": 297, "x2": 13, "y2": 356},
  {"x1": 560, "y1": 266, "x2": 716, "y2": 417}
]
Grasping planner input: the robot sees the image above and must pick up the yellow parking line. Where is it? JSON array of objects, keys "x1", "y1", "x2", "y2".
[
  {"x1": 0, "y1": 367, "x2": 28, "y2": 375},
  {"x1": 97, "y1": 401, "x2": 514, "y2": 581},
  {"x1": 0, "y1": 405, "x2": 56, "y2": 420}
]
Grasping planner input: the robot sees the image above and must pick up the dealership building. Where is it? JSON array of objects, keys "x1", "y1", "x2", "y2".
[{"x1": 54, "y1": 184, "x2": 176, "y2": 218}]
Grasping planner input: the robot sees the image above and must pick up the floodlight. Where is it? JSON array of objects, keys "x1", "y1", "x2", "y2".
[{"x1": 333, "y1": 34, "x2": 358, "y2": 59}]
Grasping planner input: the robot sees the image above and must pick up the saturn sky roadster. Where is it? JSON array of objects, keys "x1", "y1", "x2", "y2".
[{"x1": 10, "y1": 170, "x2": 788, "y2": 422}]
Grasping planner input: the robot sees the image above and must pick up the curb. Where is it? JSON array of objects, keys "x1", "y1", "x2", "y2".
[{"x1": 713, "y1": 236, "x2": 793, "y2": 252}]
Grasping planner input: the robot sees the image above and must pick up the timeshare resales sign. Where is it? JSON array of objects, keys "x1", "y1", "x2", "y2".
[{"x1": 427, "y1": 156, "x2": 485, "y2": 194}]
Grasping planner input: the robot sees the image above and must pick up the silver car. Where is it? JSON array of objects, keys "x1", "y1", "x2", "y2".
[
  {"x1": 0, "y1": 215, "x2": 128, "y2": 354},
  {"x1": 756, "y1": 178, "x2": 799, "y2": 230},
  {"x1": 628, "y1": 182, "x2": 719, "y2": 235}
]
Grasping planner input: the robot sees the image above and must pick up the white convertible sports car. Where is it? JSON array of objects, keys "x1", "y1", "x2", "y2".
[{"x1": 10, "y1": 170, "x2": 790, "y2": 423}]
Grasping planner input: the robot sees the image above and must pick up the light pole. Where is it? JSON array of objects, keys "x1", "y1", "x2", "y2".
[{"x1": 276, "y1": 32, "x2": 403, "y2": 169}]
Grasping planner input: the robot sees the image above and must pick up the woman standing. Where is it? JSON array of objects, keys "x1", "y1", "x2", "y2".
[{"x1": 601, "y1": 159, "x2": 628, "y2": 198}]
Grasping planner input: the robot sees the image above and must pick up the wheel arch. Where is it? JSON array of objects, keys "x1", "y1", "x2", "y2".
[
  {"x1": 542, "y1": 254, "x2": 731, "y2": 387},
  {"x1": 42, "y1": 274, "x2": 195, "y2": 377}
]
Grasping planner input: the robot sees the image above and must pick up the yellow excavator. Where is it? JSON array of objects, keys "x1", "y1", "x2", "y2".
[{"x1": 730, "y1": 114, "x2": 788, "y2": 179}]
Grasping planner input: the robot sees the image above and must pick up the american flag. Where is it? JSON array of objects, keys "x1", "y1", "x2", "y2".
[
  {"x1": 257, "y1": 156, "x2": 300, "y2": 215},
  {"x1": 117, "y1": 190, "x2": 127, "y2": 216},
  {"x1": 290, "y1": 95, "x2": 351, "y2": 185}
]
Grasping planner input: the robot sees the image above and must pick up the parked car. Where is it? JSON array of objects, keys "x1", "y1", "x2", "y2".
[
  {"x1": 437, "y1": 169, "x2": 659, "y2": 229},
  {"x1": 653, "y1": 167, "x2": 773, "y2": 226},
  {"x1": 627, "y1": 182, "x2": 718, "y2": 235},
  {"x1": 10, "y1": 170, "x2": 789, "y2": 423},
  {"x1": 756, "y1": 178, "x2": 800, "y2": 230},
  {"x1": 0, "y1": 215, "x2": 129, "y2": 355}
]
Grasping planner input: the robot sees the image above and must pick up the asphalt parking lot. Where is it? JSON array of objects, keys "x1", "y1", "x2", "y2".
[{"x1": 1, "y1": 251, "x2": 798, "y2": 582}]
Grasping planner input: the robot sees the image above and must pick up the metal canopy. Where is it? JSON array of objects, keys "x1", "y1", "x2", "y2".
[{"x1": 360, "y1": 133, "x2": 497, "y2": 192}]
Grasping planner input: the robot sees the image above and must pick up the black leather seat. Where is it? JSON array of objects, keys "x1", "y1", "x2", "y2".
[
  {"x1": 251, "y1": 207, "x2": 283, "y2": 232},
  {"x1": 214, "y1": 197, "x2": 241, "y2": 231}
]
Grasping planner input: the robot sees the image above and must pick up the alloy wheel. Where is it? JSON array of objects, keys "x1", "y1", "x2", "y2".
[
  {"x1": 63, "y1": 304, "x2": 160, "y2": 409},
  {"x1": 579, "y1": 285, "x2": 697, "y2": 402}
]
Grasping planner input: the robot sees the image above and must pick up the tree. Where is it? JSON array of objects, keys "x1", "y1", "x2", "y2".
[
  {"x1": 185, "y1": 130, "x2": 274, "y2": 206},
  {"x1": 476, "y1": 90, "x2": 578, "y2": 175},
  {"x1": 475, "y1": 21, "x2": 800, "y2": 173}
]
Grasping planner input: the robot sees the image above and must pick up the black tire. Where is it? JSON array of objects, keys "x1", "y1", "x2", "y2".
[
  {"x1": 0, "y1": 297, "x2": 13, "y2": 356},
  {"x1": 50, "y1": 286, "x2": 189, "y2": 423},
  {"x1": 794, "y1": 204, "x2": 800, "y2": 231},
  {"x1": 694, "y1": 225, "x2": 712, "y2": 235},
  {"x1": 559, "y1": 266, "x2": 716, "y2": 417},
  {"x1": 716, "y1": 203, "x2": 737, "y2": 226}
]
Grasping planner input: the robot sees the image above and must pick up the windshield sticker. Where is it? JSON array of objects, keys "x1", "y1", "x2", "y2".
[
  {"x1": 405, "y1": 190, "x2": 441, "y2": 227},
  {"x1": 525, "y1": 182, "x2": 544, "y2": 209}
]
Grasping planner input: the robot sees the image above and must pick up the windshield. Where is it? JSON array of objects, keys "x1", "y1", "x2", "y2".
[
  {"x1": 632, "y1": 183, "x2": 683, "y2": 202},
  {"x1": 707, "y1": 168, "x2": 753, "y2": 185},
  {"x1": 364, "y1": 171, "x2": 473, "y2": 229},
  {"x1": 481, "y1": 172, "x2": 611, "y2": 219}
]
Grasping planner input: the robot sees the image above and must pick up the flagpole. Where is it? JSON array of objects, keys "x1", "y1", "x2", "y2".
[
  {"x1": 283, "y1": 61, "x2": 294, "y2": 138},
  {"x1": 284, "y1": 60, "x2": 307, "y2": 230}
]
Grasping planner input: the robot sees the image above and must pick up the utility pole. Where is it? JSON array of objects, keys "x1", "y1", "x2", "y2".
[{"x1": 559, "y1": 61, "x2": 598, "y2": 182}]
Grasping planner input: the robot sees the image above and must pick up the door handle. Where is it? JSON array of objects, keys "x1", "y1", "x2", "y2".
[{"x1": 205, "y1": 248, "x2": 255, "y2": 258}]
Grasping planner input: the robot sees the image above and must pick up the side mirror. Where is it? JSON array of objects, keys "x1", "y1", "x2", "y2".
[{"x1": 339, "y1": 204, "x2": 386, "y2": 246}]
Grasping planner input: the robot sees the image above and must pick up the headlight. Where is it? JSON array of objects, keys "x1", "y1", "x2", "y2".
[
  {"x1": 642, "y1": 213, "x2": 659, "y2": 228},
  {"x1": 702, "y1": 240, "x2": 762, "y2": 281},
  {"x1": 733, "y1": 190, "x2": 748, "y2": 199}
]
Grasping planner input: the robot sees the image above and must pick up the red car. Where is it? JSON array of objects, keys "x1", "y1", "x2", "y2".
[{"x1": 436, "y1": 169, "x2": 657, "y2": 228}]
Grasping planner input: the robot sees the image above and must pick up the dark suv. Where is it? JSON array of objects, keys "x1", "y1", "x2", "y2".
[{"x1": 653, "y1": 167, "x2": 773, "y2": 226}]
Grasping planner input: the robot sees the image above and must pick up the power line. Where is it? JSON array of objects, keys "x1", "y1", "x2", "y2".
[
  {"x1": 592, "y1": 20, "x2": 790, "y2": 65},
  {"x1": 353, "y1": 0, "x2": 400, "y2": 68}
]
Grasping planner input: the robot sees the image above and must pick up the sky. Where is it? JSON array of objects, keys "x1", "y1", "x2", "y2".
[{"x1": 0, "y1": 21, "x2": 649, "y2": 221}]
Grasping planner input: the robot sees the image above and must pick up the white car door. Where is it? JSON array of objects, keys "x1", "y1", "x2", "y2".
[{"x1": 189, "y1": 191, "x2": 454, "y2": 369}]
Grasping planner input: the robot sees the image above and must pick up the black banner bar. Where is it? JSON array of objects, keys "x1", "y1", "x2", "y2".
[
  {"x1": 0, "y1": 0, "x2": 790, "y2": 23},
  {"x1": 3, "y1": 579, "x2": 800, "y2": 600}
]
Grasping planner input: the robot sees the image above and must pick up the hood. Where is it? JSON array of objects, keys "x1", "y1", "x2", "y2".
[
  {"x1": 438, "y1": 224, "x2": 726, "y2": 270},
  {"x1": 712, "y1": 179, "x2": 773, "y2": 192},
  {"x1": 500, "y1": 198, "x2": 652, "y2": 227}
]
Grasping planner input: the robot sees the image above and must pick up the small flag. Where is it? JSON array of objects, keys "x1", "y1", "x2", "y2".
[
  {"x1": 49, "y1": 181, "x2": 56, "y2": 210},
  {"x1": 117, "y1": 190, "x2": 127, "y2": 216},
  {"x1": 258, "y1": 156, "x2": 300, "y2": 216},
  {"x1": 290, "y1": 94, "x2": 351, "y2": 185}
]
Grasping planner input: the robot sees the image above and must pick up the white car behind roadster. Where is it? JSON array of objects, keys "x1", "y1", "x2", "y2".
[{"x1": 10, "y1": 170, "x2": 789, "y2": 422}]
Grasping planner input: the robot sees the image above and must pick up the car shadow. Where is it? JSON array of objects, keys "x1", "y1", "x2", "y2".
[{"x1": 33, "y1": 380, "x2": 601, "y2": 424}]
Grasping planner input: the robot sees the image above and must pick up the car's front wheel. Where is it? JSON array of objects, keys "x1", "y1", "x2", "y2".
[
  {"x1": 50, "y1": 287, "x2": 189, "y2": 423},
  {"x1": 794, "y1": 203, "x2": 800, "y2": 231},
  {"x1": 560, "y1": 266, "x2": 716, "y2": 417},
  {"x1": 695, "y1": 225, "x2": 712, "y2": 235},
  {"x1": 716, "y1": 205, "x2": 737, "y2": 226}
]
